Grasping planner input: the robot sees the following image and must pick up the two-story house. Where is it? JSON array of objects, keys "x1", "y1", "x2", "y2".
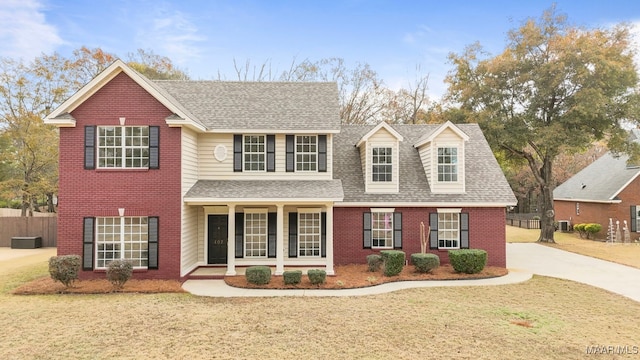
[{"x1": 45, "y1": 60, "x2": 516, "y2": 281}]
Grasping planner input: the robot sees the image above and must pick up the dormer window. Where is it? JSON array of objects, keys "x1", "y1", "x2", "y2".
[
  {"x1": 243, "y1": 135, "x2": 265, "y2": 171},
  {"x1": 372, "y1": 147, "x2": 393, "y2": 182},
  {"x1": 437, "y1": 147, "x2": 458, "y2": 182}
]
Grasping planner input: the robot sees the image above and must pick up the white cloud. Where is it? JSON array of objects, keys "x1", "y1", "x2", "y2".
[{"x1": 0, "y1": 0, "x2": 63, "y2": 60}]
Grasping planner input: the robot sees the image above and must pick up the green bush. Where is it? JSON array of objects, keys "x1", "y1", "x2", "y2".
[
  {"x1": 48, "y1": 255, "x2": 81, "y2": 288},
  {"x1": 106, "y1": 260, "x2": 133, "y2": 290},
  {"x1": 574, "y1": 223, "x2": 602, "y2": 239},
  {"x1": 380, "y1": 250, "x2": 405, "y2": 277},
  {"x1": 448, "y1": 249, "x2": 487, "y2": 274},
  {"x1": 245, "y1": 266, "x2": 271, "y2": 285},
  {"x1": 366, "y1": 254, "x2": 383, "y2": 272},
  {"x1": 307, "y1": 269, "x2": 326, "y2": 285},
  {"x1": 283, "y1": 270, "x2": 302, "y2": 285},
  {"x1": 411, "y1": 253, "x2": 440, "y2": 273}
]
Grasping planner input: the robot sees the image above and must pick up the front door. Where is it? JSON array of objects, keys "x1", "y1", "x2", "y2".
[{"x1": 207, "y1": 215, "x2": 228, "y2": 264}]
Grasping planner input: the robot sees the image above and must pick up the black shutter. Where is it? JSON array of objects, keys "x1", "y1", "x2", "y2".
[
  {"x1": 363, "y1": 212, "x2": 372, "y2": 249},
  {"x1": 460, "y1": 213, "x2": 469, "y2": 249},
  {"x1": 268, "y1": 212, "x2": 277, "y2": 258},
  {"x1": 318, "y1": 135, "x2": 327, "y2": 172},
  {"x1": 266, "y1": 135, "x2": 276, "y2": 172},
  {"x1": 286, "y1": 135, "x2": 295, "y2": 172},
  {"x1": 233, "y1": 135, "x2": 243, "y2": 172},
  {"x1": 84, "y1": 126, "x2": 96, "y2": 169},
  {"x1": 82, "y1": 217, "x2": 95, "y2": 270},
  {"x1": 288, "y1": 212, "x2": 298, "y2": 257},
  {"x1": 149, "y1": 126, "x2": 159, "y2": 169},
  {"x1": 429, "y1": 213, "x2": 439, "y2": 249},
  {"x1": 148, "y1": 217, "x2": 159, "y2": 269},
  {"x1": 393, "y1": 212, "x2": 402, "y2": 249},
  {"x1": 235, "y1": 213, "x2": 244, "y2": 258},
  {"x1": 321, "y1": 212, "x2": 327, "y2": 258}
]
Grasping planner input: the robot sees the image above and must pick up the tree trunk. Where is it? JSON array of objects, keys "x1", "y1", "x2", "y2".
[
  {"x1": 537, "y1": 158, "x2": 555, "y2": 243},
  {"x1": 47, "y1": 193, "x2": 56, "y2": 213}
]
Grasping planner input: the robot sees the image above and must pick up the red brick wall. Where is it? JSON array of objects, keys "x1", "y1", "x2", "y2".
[
  {"x1": 57, "y1": 72, "x2": 182, "y2": 280},
  {"x1": 555, "y1": 176, "x2": 640, "y2": 240},
  {"x1": 333, "y1": 207, "x2": 507, "y2": 267}
]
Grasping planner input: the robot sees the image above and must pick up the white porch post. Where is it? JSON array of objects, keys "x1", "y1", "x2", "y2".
[
  {"x1": 226, "y1": 204, "x2": 236, "y2": 276},
  {"x1": 325, "y1": 203, "x2": 335, "y2": 275},
  {"x1": 275, "y1": 203, "x2": 285, "y2": 275}
]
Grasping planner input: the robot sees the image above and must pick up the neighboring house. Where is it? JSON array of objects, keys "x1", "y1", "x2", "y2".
[
  {"x1": 554, "y1": 147, "x2": 640, "y2": 239},
  {"x1": 45, "y1": 60, "x2": 516, "y2": 280}
]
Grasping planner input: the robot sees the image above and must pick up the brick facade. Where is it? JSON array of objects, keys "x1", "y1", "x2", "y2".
[
  {"x1": 333, "y1": 207, "x2": 506, "y2": 267},
  {"x1": 57, "y1": 72, "x2": 182, "y2": 279}
]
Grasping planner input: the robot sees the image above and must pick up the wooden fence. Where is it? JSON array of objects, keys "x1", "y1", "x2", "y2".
[
  {"x1": 0, "y1": 217, "x2": 57, "y2": 247},
  {"x1": 506, "y1": 213, "x2": 541, "y2": 229}
]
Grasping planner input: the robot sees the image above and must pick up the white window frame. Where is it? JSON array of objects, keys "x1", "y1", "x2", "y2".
[
  {"x1": 97, "y1": 126, "x2": 149, "y2": 169},
  {"x1": 437, "y1": 146, "x2": 458, "y2": 182},
  {"x1": 244, "y1": 209, "x2": 268, "y2": 258},
  {"x1": 372, "y1": 147, "x2": 393, "y2": 182},
  {"x1": 635, "y1": 206, "x2": 640, "y2": 233},
  {"x1": 437, "y1": 208, "x2": 460, "y2": 249},
  {"x1": 243, "y1": 135, "x2": 266, "y2": 172},
  {"x1": 295, "y1": 135, "x2": 318, "y2": 172},
  {"x1": 95, "y1": 217, "x2": 149, "y2": 269},
  {"x1": 371, "y1": 208, "x2": 394, "y2": 249},
  {"x1": 298, "y1": 208, "x2": 321, "y2": 257}
]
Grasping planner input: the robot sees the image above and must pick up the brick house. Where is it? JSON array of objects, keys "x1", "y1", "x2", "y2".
[
  {"x1": 554, "y1": 146, "x2": 640, "y2": 240},
  {"x1": 45, "y1": 60, "x2": 516, "y2": 280}
]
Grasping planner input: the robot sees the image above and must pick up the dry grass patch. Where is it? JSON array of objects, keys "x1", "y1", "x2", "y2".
[{"x1": 225, "y1": 264, "x2": 508, "y2": 289}]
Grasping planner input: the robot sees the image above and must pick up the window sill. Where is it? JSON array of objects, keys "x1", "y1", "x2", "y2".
[
  {"x1": 95, "y1": 168, "x2": 150, "y2": 173},
  {"x1": 92, "y1": 268, "x2": 149, "y2": 272}
]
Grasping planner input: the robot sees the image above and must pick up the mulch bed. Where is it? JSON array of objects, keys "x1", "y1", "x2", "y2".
[{"x1": 12, "y1": 278, "x2": 185, "y2": 295}]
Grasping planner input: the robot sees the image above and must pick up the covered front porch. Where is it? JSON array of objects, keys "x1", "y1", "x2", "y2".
[{"x1": 182, "y1": 180, "x2": 344, "y2": 277}]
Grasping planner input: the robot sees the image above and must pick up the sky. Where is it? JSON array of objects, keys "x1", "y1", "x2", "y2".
[{"x1": 2, "y1": 0, "x2": 640, "y2": 100}]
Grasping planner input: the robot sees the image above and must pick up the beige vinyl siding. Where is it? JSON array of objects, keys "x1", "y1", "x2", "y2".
[
  {"x1": 431, "y1": 128, "x2": 465, "y2": 194},
  {"x1": 418, "y1": 144, "x2": 432, "y2": 185},
  {"x1": 363, "y1": 128, "x2": 399, "y2": 193},
  {"x1": 181, "y1": 128, "x2": 200, "y2": 275},
  {"x1": 198, "y1": 133, "x2": 333, "y2": 180}
]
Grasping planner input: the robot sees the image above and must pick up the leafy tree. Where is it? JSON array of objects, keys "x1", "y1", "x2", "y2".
[{"x1": 445, "y1": 7, "x2": 640, "y2": 242}]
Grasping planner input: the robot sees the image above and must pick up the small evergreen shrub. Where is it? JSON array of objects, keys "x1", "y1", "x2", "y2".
[
  {"x1": 48, "y1": 255, "x2": 81, "y2": 288},
  {"x1": 307, "y1": 269, "x2": 326, "y2": 285},
  {"x1": 574, "y1": 223, "x2": 603, "y2": 239},
  {"x1": 283, "y1": 270, "x2": 302, "y2": 285},
  {"x1": 106, "y1": 260, "x2": 133, "y2": 290},
  {"x1": 448, "y1": 249, "x2": 487, "y2": 274},
  {"x1": 411, "y1": 253, "x2": 440, "y2": 273},
  {"x1": 245, "y1": 266, "x2": 271, "y2": 285},
  {"x1": 366, "y1": 254, "x2": 383, "y2": 272},
  {"x1": 380, "y1": 250, "x2": 405, "y2": 277}
]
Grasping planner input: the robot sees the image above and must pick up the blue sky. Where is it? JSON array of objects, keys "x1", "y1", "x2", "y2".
[{"x1": 2, "y1": 0, "x2": 640, "y2": 99}]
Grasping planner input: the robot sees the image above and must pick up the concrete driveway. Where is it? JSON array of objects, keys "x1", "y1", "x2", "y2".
[{"x1": 507, "y1": 243, "x2": 640, "y2": 302}]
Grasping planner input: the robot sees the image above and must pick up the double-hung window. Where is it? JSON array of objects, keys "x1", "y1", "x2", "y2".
[
  {"x1": 437, "y1": 147, "x2": 458, "y2": 182},
  {"x1": 372, "y1": 147, "x2": 392, "y2": 182},
  {"x1": 95, "y1": 217, "x2": 149, "y2": 268},
  {"x1": 296, "y1": 135, "x2": 317, "y2": 171},
  {"x1": 97, "y1": 126, "x2": 149, "y2": 168},
  {"x1": 243, "y1": 135, "x2": 265, "y2": 171},
  {"x1": 437, "y1": 212, "x2": 460, "y2": 249},
  {"x1": 372, "y1": 211, "x2": 394, "y2": 248},
  {"x1": 298, "y1": 210, "x2": 321, "y2": 257},
  {"x1": 244, "y1": 210, "x2": 267, "y2": 257}
]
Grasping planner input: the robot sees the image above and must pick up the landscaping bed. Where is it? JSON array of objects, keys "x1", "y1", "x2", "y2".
[{"x1": 12, "y1": 278, "x2": 185, "y2": 295}]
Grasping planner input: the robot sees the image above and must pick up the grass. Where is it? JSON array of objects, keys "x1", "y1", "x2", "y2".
[
  {"x1": 2, "y1": 247, "x2": 640, "y2": 359},
  {"x1": 506, "y1": 226, "x2": 640, "y2": 269}
]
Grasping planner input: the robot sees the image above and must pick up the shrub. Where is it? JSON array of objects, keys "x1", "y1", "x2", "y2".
[
  {"x1": 380, "y1": 250, "x2": 405, "y2": 277},
  {"x1": 283, "y1": 270, "x2": 302, "y2": 285},
  {"x1": 307, "y1": 269, "x2": 326, "y2": 285},
  {"x1": 245, "y1": 266, "x2": 271, "y2": 285},
  {"x1": 48, "y1": 255, "x2": 81, "y2": 288},
  {"x1": 411, "y1": 253, "x2": 440, "y2": 273},
  {"x1": 106, "y1": 260, "x2": 133, "y2": 290},
  {"x1": 448, "y1": 249, "x2": 487, "y2": 274},
  {"x1": 574, "y1": 223, "x2": 602, "y2": 239},
  {"x1": 366, "y1": 254, "x2": 383, "y2": 272}
]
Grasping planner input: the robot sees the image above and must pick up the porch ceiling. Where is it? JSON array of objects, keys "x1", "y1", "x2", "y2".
[{"x1": 184, "y1": 179, "x2": 344, "y2": 204}]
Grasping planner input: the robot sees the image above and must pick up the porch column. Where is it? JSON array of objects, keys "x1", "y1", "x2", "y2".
[
  {"x1": 226, "y1": 204, "x2": 236, "y2": 276},
  {"x1": 325, "y1": 203, "x2": 335, "y2": 275},
  {"x1": 275, "y1": 203, "x2": 285, "y2": 275}
]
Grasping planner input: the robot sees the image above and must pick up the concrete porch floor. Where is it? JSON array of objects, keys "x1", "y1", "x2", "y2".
[{"x1": 188, "y1": 266, "x2": 326, "y2": 277}]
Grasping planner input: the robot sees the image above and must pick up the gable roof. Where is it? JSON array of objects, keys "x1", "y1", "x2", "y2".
[
  {"x1": 554, "y1": 152, "x2": 640, "y2": 203},
  {"x1": 334, "y1": 123, "x2": 516, "y2": 206},
  {"x1": 413, "y1": 121, "x2": 470, "y2": 148},
  {"x1": 355, "y1": 121, "x2": 404, "y2": 147}
]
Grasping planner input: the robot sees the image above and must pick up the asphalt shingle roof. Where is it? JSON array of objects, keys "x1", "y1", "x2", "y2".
[
  {"x1": 152, "y1": 81, "x2": 341, "y2": 132},
  {"x1": 184, "y1": 180, "x2": 344, "y2": 202}
]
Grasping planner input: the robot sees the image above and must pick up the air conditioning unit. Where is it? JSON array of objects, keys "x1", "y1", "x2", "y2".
[{"x1": 558, "y1": 220, "x2": 570, "y2": 232}]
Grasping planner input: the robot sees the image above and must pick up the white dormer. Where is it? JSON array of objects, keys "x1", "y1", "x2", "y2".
[
  {"x1": 414, "y1": 121, "x2": 469, "y2": 194},
  {"x1": 356, "y1": 122, "x2": 403, "y2": 193}
]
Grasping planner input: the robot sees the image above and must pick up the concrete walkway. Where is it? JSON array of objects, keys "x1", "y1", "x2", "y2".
[{"x1": 507, "y1": 242, "x2": 640, "y2": 302}]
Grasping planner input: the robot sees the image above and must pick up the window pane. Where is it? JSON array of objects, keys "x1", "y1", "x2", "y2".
[
  {"x1": 372, "y1": 147, "x2": 392, "y2": 182},
  {"x1": 97, "y1": 126, "x2": 149, "y2": 169},
  {"x1": 298, "y1": 212, "x2": 321, "y2": 257},
  {"x1": 95, "y1": 217, "x2": 149, "y2": 268},
  {"x1": 244, "y1": 212, "x2": 267, "y2": 257},
  {"x1": 244, "y1": 135, "x2": 266, "y2": 172},
  {"x1": 371, "y1": 212, "x2": 393, "y2": 248},
  {"x1": 295, "y1": 135, "x2": 317, "y2": 172}
]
